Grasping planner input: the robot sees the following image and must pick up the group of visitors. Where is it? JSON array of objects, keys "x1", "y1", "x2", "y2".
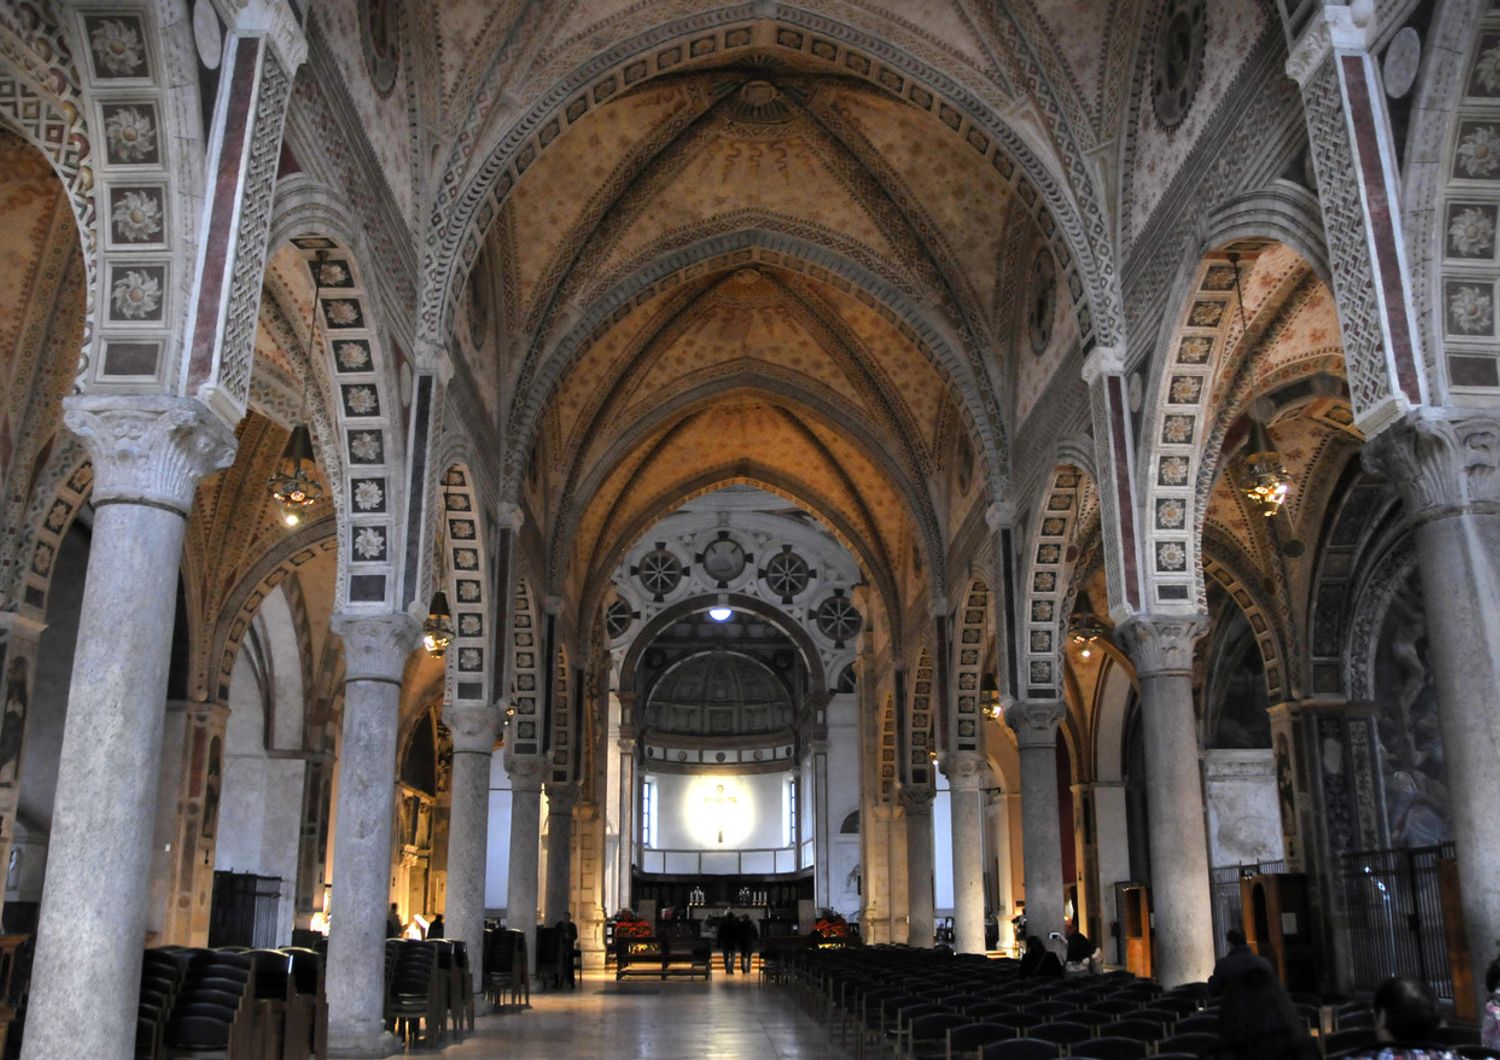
[
  {"x1": 385, "y1": 902, "x2": 446, "y2": 940},
  {"x1": 1015, "y1": 926, "x2": 1099, "y2": 979},
  {"x1": 1204, "y1": 928, "x2": 1500, "y2": 1059},
  {"x1": 716, "y1": 913, "x2": 758, "y2": 974}
]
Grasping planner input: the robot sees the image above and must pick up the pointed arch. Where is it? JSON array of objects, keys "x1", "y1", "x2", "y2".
[
  {"x1": 509, "y1": 578, "x2": 542, "y2": 755},
  {"x1": 950, "y1": 577, "x2": 992, "y2": 757},
  {"x1": 439, "y1": 463, "x2": 493, "y2": 709},
  {"x1": 1019, "y1": 465, "x2": 1094, "y2": 700}
]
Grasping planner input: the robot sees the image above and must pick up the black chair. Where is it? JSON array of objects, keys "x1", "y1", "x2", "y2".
[
  {"x1": 1152, "y1": 994, "x2": 1201, "y2": 1017},
  {"x1": 1322, "y1": 1027, "x2": 1379, "y2": 1055},
  {"x1": 1089, "y1": 999, "x2": 1140, "y2": 1016},
  {"x1": 947, "y1": 1022, "x2": 1016, "y2": 1057},
  {"x1": 1133, "y1": 1007, "x2": 1180, "y2": 1031},
  {"x1": 978, "y1": 1038, "x2": 1061, "y2": 1060},
  {"x1": 1156, "y1": 1031, "x2": 1220, "y2": 1057},
  {"x1": 1174, "y1": 1013, "x2": 1219, "y2": 1034},
  {"x1": 968, "y1": 1003, "x2": 1020, "y2": 1021},
  {"x1": 1070, "y1": 1009, "x2": 1115, "y2": 1028},
  {"x1": 907, "y1": 1012, "x2": 970, "y2": 1058},
  {"x1": 1430, "y1": 1025, "x2": 1483, "y2": 1047},
  {"x1": 1070, "y1": 1036, "x2": 1150, "y2": 1060},
  {"x1": 992, "y1": 1012, "x2": 1044, "y2": 1033},
  {"x1": 1028, "y1": 1001, "x2": 1076, "y2": 1019},
  {"x1": 1101, "y1": 1019, "x2": 1163, "y2": 1042},
  {"x1": 1029, "y1": 1020, "x2": 1093, "y2": 1048}
]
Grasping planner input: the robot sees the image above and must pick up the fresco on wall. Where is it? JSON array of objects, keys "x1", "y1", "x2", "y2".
[{"x1": 1372, "y1": 573, "x2": 1449, "y2": 847}]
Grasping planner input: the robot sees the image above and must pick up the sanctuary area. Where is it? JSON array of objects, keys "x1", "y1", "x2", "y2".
[{"x1": 0, "y1": 0, "x2": 1497, "y2": 1057}]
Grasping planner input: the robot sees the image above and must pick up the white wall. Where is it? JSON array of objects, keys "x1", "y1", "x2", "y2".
[
  {"x1": 646, "y1": 769, "x2": 789, "y2": 851},
  {"x1": 933, "y1": 774, "x2": 953, "y2": 914},
  {"x1": 826, "y1": 692, "x2": 862, "y2": 918},
  {"x1": 485, "y1": 751, "x2": 512, "y2": 911},
  {"x1": 1203, "y1": 749, "x2": 1285, "y2": 868}
]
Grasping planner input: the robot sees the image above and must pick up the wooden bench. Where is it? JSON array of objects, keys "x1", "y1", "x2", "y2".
[{"x1": 613, "y1": 938, "x2": 712, "y2": 980}]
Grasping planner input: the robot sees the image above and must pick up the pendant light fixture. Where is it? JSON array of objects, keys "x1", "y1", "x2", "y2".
[
  {"x1": 980, "y1": 673, "x2": 1002, "y2": 720},
  {"x1": 422, "y1": 590, "x2": 454, "y2": 658},
  {"x1": 268, "y1": 251, "x2": 327, "y2": 527},
  {"x1": 1226, "y1": 253, "x2": 1292, "y2": 519}
]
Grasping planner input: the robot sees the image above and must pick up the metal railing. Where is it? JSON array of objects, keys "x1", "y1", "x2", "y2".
[
  {"x1": 637, "y1": 846, "x2": 799, "y2": 876},
  {"x1": 1340, "y1": 843, "x2": 1456, "y2": 1002}
]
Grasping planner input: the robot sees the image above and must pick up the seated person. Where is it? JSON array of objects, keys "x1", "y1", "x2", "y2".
[
  {"x1": 1064, "y1": 927, "x2": 1098, "y2": 973},
  {"x1": 1346, "y1": 976, "x2": 1459, "y2": 1060},
  {"x1": 1017, "y1": 935, "x2": 1064, "y2": 979}
]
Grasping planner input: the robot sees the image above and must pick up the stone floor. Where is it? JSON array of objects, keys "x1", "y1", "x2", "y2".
[{"x1": 429, "y1": 968, "x2": 853, "y2": 1058}]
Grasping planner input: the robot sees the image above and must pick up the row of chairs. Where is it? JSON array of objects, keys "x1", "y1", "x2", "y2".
[
  {"x1": 382, "y1": 938, "x2": 473, "y2": 1048},
  {"x1": 138, "y1": 945, "x2": 325, "y2": 1060},
  {"x1": 786, "y1": 944, "x2": 1486, "y2": 1060},
  {"x1": 480, "y1": 928, "x2": 529, "y2": 1008}
]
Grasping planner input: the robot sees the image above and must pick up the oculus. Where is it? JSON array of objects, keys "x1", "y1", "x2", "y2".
[
  {"x1": 701, "y1": 536, "x2": 747, "y2": 583},
  {"x1": 1151, "y1": 0, "x2": 1206, "y2": 129},
  {"x1": 637, "y1": 547, "x2": 683, "y2": 598},
  {"x1": 762, "y1": 549, "x2": 810, "y2": 601},
  {"x1": 1028, "y1": 250, "x2": 1057, "y2": 355},
  {"x1": 815, "y1": 594, "x2": 862, "y2": 643}
]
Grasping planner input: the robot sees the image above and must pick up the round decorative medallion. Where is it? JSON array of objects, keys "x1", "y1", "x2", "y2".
[
  {"x1": 956, "y1": 433, "x2": 974, "y2": 495},
  {"x1": 762, "y1": 549, "x2": 811, "y2": 599},
  {"x1": 192, "y1": 0, "x2": 222, "y2": 70},
  {"x1": 637, "y1": 547, "x2": 683, "y2": 598},
  {"x1": 359, "y1": 0, "x2": 400, "y2": 98},
  {"x1": 605, "y1": 599, "x2": 634, "y2": 640},
  {"x1": 1028, "y1": 250, "x2": 1057, "y2": 355},
  {"x1": 1151, "y1": 0, "x2": 1206, "y2": 129},
  {"x1": 1382, "y1": 27, "x2": 1421, "y2": 100},
  {"x1": 701, "y1": 537, "x2": 747, "y2": 583},
  {"x1": 815, "y1": 595, "x2": 863, "y2": 643}
]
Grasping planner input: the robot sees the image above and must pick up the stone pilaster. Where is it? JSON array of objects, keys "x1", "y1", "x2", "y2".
[
  {"x1": 443, "y1": 703, "x2": 498, "y2": 992},
  {"x1": 1081, "y1": 345, "x2": 1144, "y2": 615},
  {"x1": 1006, "y1": 699, "x2": 1066, "y2": 940},
  {"x1": 0, "y1": 612, "x2": 43, "y2": 924},
  {"x1": 1285, "y1": 4, "x2": 1427, "y2": 432},
  {"x1": 161, "y1": 701, "x2": 232, "y2": 946},
  {"x1": 505, "y1": 754, "x2": 547, "y2": 977},
  {"x1": 543, "y1": 782, "x2": 577, "y2": 924},
  {"x1": 1118, "y1": 614, "x2": 1215, "y2": 987},
  {"x1": 613, "y1": 734, "x2": 636, "y2": 912},
  {"x1": 1364, "y1": 410, "x2": 1500, "y2": 1007},
  {"x1": 23, "y1": 396, "x2": 234, "y2": 1060},
  {"x1": 898, "y1": 785, "x2": 935, "y2": 947},
  {"x1": 984, "y1": 790, "x2": 1017, "y2": 951},
  {"x1": 943, "y1": 750, "x2": 989, "y2": 953},
  {"x1": 324, "y1": 612, "x2": 419, "y2": 1058}
]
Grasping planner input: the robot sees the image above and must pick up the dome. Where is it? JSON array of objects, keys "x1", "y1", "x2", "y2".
[{"x1": 644, "y1": 651, "x2": 793, "y2": 738}]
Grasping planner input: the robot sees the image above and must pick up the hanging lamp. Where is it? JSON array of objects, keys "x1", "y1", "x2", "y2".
[
  {"x1": 267, "y1": 251, "x2": 327, "y2": 527},
  {"x1": 1226, "y1": 253, "x2": 1292, "y2": 519},
  {"x1": 422, "y1": 590, "x2": 454, "y2": 658}
]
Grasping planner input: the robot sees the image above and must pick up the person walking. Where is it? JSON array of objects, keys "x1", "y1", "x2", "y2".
[
  {"x1": 718, "y1": 913, "x2": 737, "y2": 974},
  {"x1": 738, "y1": 914, "x2": 757, "y2": 974},
  {"x1": 427, "y1": 913, "x2": 445, "y2": 939},
  {"x1": 386, "y1": 902, "x2": 403, "y2": 939}
]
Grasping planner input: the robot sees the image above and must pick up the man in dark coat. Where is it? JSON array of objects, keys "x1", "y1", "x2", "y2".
[
  {"x1": 737, "y1": 914, "x2": 757, "y2": 973},
  {"x1": 1208, "y1": 928, "x2": 1275, "y2": 997},
  {"x1": 718, "y1": 913, "x2": 737, "y2": 974}
]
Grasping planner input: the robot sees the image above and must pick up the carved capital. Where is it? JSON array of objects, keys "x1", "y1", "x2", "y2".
[
  {"x1": 63, "y1": 395, "x2": 236, "y2": 515},
  {"x1": 897, "y1": 785, "x2": 935, "y2": 811},
  {"x1": 1118, "y1": 613, "x2": 1207, "y2": 678},
  {"x1": 1080, "y1": 344, "x2": 1125, "y2": 387},
  {"x1": 495, "y1": 502, "x2": 524, "y2": 531},
  {"x1": 1362, "y1": 410, "x2": 1500, "y2": 524},
  {"x1": 1005, "y1": 698, "x2": 1065, "y2": 749},
  {"x1": 332, "y1": 612, "x2": 420, "y2": 683},
  {"x1": 616, "y1": 736, "x2": 637, "y2": 754},
  {"x1": 543, "y1": 594, "x2": 564, "y2": 616},
  {"x1": 443, "y1": 703, "x2": 500, "y2": 753},
  {"x1": 545, "y1": 783, "x2": 578, "y2": 815},
  {"x1": 942, "y1": 749, "x2": 989, "y2": 791},
  {"x1": 986, "y1": 501, "x2": 1013, "y2": 530},
  {"x1": 505, "y1": 753, "x2": 548, "y2": 791}
]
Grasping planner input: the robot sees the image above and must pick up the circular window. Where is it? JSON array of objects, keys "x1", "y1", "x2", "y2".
[
  {"x1": 604, "y1": 599, "x2": 634, "y2": 640},
  {"x1": 815, "y1": 595, "x2": 863, "y2": 643},
  {"x1": 1151, "y1": 0, "x2": 1206, "y2": 129},
  {"x1": 763, "y1": 549, "x2": 810, "y2": 600},
  {"x1": 637, "y1": 547, "x2": 683, "y2": 598},
  {"x1": 701, "y1": 537, "x2": 747, "y2": 583}
]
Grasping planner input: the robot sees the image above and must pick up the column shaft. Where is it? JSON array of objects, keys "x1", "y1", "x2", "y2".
[
  {"x1": 506, "y1": 757, "x2": 545, "y2": 974},
  {"x1": 901, "y1": 791, "x2": 934, "y2": 946},
  {"x1": 22, "y1": 397, "x2": 233, "y2": 1060},
  {"x1": 445, "y1": 746, "x2": 492, "y2": 991},
  {"x1": 325, "y1": 614, "x2": 417, "y2": 1057},
  {"x1": 544, "y1": 784, "x2": 577, "y2": 922},
  {"x1": 945, "y1": 751, "x2": 988, "y2": 953},
  {"x1": 1008, "y1": 700, "x2": 1066, "y2": 941}
]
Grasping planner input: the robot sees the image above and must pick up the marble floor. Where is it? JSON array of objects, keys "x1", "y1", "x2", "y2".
[{"x1": 432, "y1": 969, "x2": 853, "y2": 1058}]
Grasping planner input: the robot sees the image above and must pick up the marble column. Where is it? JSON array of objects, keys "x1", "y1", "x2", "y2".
[
  {"x1": 812, "y1": 743, "x2": 831, "y2": 909},
  {"x1": 1119, "y1": 615, "x2": 1215, "y2": 988},
  {"x1": 614, "y1": 736, "x2": 636, "y2": 912},
  {"x1": 985, "y1": 791, "x2": 1017, "y2": 951},
  {"x1": 1006, "y1": 699, "x2": 1066, "y2": 941},
  {"x1": 944, "y1": 750, "x2": 988, "y2": 953},
  {"x1": 22, "y1": 396, "x2": 235, "y2": 1060},
  {"x1": 0, "y1": 612, "x2": 44, "y2": 924},
  {"x1": 444, "y1": 703, "x2": 498, "y2": 992},
  {"x1": 899, "y1": 786, "x2": 935, "y2": 946},
  {"x1": 506, "y1": 754, "x2": 546, "y2": 975},
  {"x1": 543, "y1": 782, "x2": 577, "y2": 923},
  {"x1": 324, "y1": 612, "x2": 419, "y2": 1058},
  {"x1": 1365, "y1": 411, "x2": 1500, "y2": 1007}
]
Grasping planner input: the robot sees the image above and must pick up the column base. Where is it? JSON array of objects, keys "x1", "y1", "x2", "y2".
[{"x1": 326, "y1": 1022, "x2": 400, "y2": 1058}]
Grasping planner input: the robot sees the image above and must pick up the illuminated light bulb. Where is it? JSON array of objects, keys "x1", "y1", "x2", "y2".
[{"x1": 708, "y1": 606, "x2": 733, "y2": 622}]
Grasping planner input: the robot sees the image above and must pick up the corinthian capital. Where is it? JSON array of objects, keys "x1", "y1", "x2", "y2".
[
  {"x1": 505, "y1": 753, "x2": 548, "y2": 791},
  {"x1": 63, "y1": 395, "x2": 237, "y2": 515},
  {"x1": 1363, "y1": 409, "x2": 1500, "y2": 524},
  {"x1": 332, "y1": 612, "x2": 421, "y2": 683},
  {"x1": 1005, "y1": 699, "x2": 1065, "y2": 749},
  {"x1": 1118, "y1": 613, "x2": 1207, "y2": 678},
  {"x1": 942, "y1": 749, "x2": 990, "y2": 791},
  {"x1": 898, "y1": 784, "x2": 935, "y2": 811},
  {"x1": 444, "y1": 703, "x2": 500, "y2": 753}
]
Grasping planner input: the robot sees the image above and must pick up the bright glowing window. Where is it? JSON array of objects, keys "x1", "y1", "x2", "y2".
[
  {"x1": 642, "y1": 777, "x2": 657, "y2": 848},
  {"x1": 783, "y1": 775, "x2": 796, "y2": 848}
]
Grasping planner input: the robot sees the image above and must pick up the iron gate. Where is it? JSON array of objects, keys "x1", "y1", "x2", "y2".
[{"x1": 1339, "y1": 843, "x2": 1456, "y2": 1002}]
